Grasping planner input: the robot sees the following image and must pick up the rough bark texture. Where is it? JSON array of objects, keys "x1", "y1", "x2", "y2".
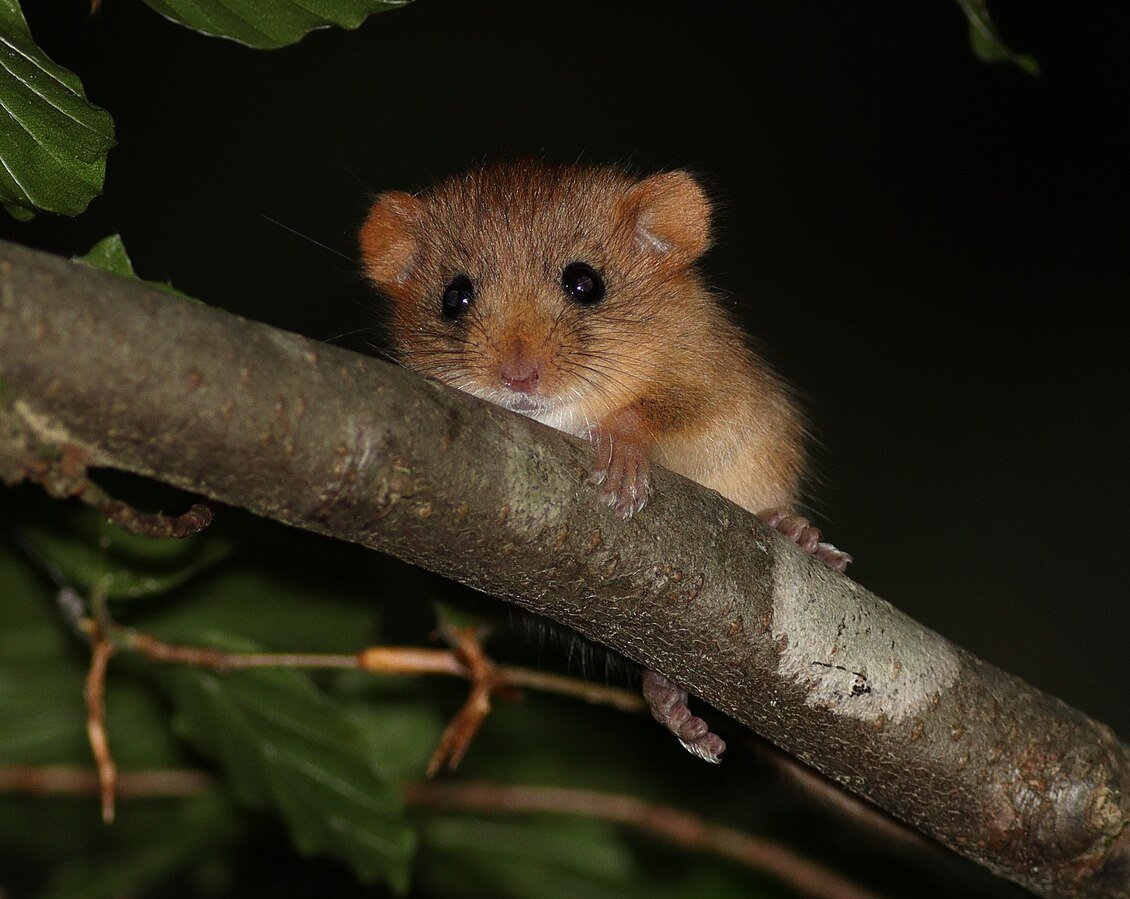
[{"x1": 0, "y1": 240, "x2": 1126, "y2": 897}]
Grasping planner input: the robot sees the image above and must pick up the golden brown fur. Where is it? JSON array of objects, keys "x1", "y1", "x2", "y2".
[{"x1": 359, "y1": 161, "x2": 806, "y2": 517}]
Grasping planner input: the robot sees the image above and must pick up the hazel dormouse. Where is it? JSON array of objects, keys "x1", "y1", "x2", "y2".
[{"x1": 359, "y1": 161, "x2": 849, "y2": 761}]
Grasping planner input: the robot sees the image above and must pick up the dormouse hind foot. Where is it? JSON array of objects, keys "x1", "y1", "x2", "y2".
[
  {"x1": 642, "y1": 669, "x2": 726, "y2": 764},
  {"x1": 641, "y1": 508, "x2": 852, "y2": 766},
  {"x1": 757, "y1": 508, "x2": 853, "y2": 572}
]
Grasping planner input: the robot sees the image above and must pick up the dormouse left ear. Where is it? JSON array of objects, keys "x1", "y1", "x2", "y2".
[
  {"x1": 623, "y1": 170, "x2": 712, "y2": 269},
  {"x1": 358, "y1": 190, "x2": 424, "y2": 295}
]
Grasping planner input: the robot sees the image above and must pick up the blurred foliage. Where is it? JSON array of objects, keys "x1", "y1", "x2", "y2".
[
  {"x1": 0, "y1": 487, "x2": 801, "y2": 898},
  {"x1": 157, "y1": 632, "x2": 415, "y2": 889}
]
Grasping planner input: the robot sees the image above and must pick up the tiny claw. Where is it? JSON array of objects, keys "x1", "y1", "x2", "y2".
[
  {"x1": 758, "y1": 508, "x2": 852, "y2": 573},
  {"x1": 680, "y1": 731, "x2": 726, "y2": 764},
  {"x1": 642, "y1": 669, "x2": 726, "y2": 764},
  {"x1": 816, "y1": 542, "x2": 853, "y2": 573}
]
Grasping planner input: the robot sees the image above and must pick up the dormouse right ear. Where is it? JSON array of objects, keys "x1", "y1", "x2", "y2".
[
  {"x1": 359, "y1": 191, "x2": 424, "y2": 291},
  {"x1": 622, "y1": 170, "x2": 712, "y2": 270}
]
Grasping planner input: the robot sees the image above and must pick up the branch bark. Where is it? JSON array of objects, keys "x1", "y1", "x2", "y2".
[{"x1": 0, "y1": 240, "x2": 1125, "y2": 897}]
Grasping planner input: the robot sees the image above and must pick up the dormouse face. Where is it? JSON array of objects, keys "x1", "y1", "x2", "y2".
[{"x1": 359, "y1": 162, "x2": 712, "y2": 436}]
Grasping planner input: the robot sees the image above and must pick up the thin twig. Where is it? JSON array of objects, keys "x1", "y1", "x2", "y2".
[
  {"x1": 15, "y1": 442, "x2": 211, "y2": 538},
  {"x1": 359, "y1": 645, "x2": 645, "y2": 711},
  {"x1": 0, "y1": 765, "x2": 212, "y2": 798},
  {"x1": 404, "y1": 780, "x2": 884, "y2": 899},
  {"x1": 83, "y1": 631, "x2": 117, "y2": 823},
  {"x1": 113, "y1": 625, "x2": 644, "y2": 711},
  {"x1": 109, "y1": 623, "x2": 643, "y2": 777},
  {"x1": 425, "y1": 626, "x2": 503, "y2": 777},
  {"x1": 117, "y1": 628, "x2": 359, "y2": 670},
  {"x1": 96, "y1": 499, "x2": 213, "y2": 539}
]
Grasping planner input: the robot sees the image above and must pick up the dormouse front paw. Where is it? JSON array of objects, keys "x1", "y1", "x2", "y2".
[{"x1": 588, "y1": 427, "x2": 651, "y2": 519}]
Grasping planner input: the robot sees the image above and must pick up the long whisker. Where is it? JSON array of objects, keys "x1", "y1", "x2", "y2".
[
  {"x1": 260, "y1": 215, "x2": 355, "y2": 263},
  {"x1": 320, "y1": 326, "x2": 381, "y2": 345}
]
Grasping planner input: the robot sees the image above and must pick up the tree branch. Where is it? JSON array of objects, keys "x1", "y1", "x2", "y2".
[{"x1": 0, "y1": 240, "x2": 1125, "y2": 897}]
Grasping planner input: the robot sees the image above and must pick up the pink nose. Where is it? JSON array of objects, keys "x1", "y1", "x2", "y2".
[{"x1": 499, "y1": 357, "x2": 541, "y2": 393}]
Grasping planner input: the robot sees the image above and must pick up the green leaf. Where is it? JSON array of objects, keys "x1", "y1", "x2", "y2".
[
  {"x1": 345, "y1": 697, "x2": 445, "y2": 782},
  {"x1": 141, "y1": 0, "x2": 412, "y2": 50},
  {"x1": 38, "y1": 792, "x2": 243, "y2": 899},
  {"x1": 156, "y1": 631, "x2": 416, "y2": 890},
  {"x1": 417, "y1": 815, "x2": 637, "y2": 899},
  {"x1": 0, "y1": 0, "x2": 116, "y2": 219},
  {"x1": 955, "y1": 0, "x2": 1039, "y2": 75},
  {"x1": 75, "y1": 234, "x2": 196, "y2": 300},
  {"x1": 0, "y1": 539, "x2": 192, "y2": 768},
  {"x1": 75, "y1": 234, "x2": 139, "y2": 277},
  {"x1": 13, "y1": 501, "x2": 235, "y2": 601},
  {"x1": 142, "y1": 552, "x2": 384, "y2": 652}
]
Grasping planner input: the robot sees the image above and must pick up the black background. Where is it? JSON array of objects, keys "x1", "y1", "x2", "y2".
[{"x1": 6, "y1": 0, "x2": 1127, "y2": 750}]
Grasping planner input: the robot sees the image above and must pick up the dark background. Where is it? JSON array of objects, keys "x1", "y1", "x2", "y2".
[{"x1": 5, "y1": 0, "x2": 1126, "y2": 766}]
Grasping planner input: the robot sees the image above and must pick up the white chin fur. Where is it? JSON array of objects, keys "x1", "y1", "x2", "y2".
[
  {"x1": 500, "y1": 394, "x2": 545, "y2": 415},
  {"x1": 461, "y1": 385, "x2": 587, "y2": 439},
  {"x1": 501, "y1": 394, "x2": 582, "y2": 436},
  {"x1": 529, "y1": 404, "x2": 583, "y2": 435}
]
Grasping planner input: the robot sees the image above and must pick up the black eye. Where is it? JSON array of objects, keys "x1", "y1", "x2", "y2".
[
  {"x1": 441, "y1": 275, "x2": 474, "y2": 320},
  {"x1": 561, "y1": 262, "x2": 605, "y2": 305}
]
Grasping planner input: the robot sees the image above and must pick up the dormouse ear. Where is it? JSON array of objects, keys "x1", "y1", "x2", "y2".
[
  {"x1": 358, "y1": 191, "x2": 424, "y2": 291},
  {"x1": 624, "y1": 170, "x2": 712, "y2": 268}
]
